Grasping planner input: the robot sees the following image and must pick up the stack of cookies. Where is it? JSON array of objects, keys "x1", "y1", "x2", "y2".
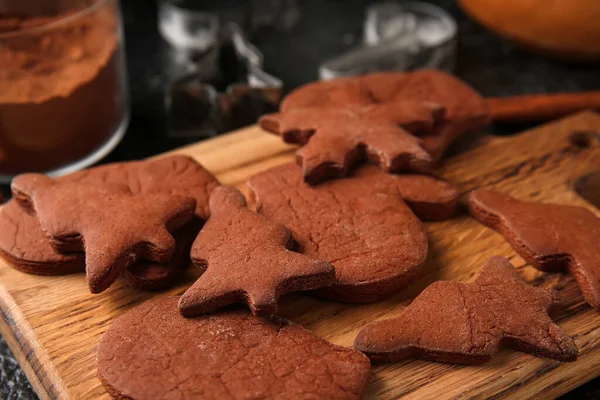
[
  {"x1": 2, "y1": 70, "x2": 592, "y2": 400},
  {"x1": 0, "y1": 155, "x2": 219, "y2": 293}
]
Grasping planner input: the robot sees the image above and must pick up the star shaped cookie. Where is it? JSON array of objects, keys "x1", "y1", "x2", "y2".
[
  {"x1": 354, "y1": 256, "x2": 578, "y2": 364},
  {"x1": 178, "y1": 186, "x2": 335, "y2": 317}
]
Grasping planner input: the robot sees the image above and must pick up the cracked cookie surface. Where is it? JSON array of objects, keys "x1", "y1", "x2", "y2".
[
  {"x1": 179, "y1": 186, "x2": 335, "y2": 317},
  {"x1": 98, "y1": 296, "x2": 371, "y2": 400},
  {"x1": 354, "y1": 256, "x2": 578, "y2": 364},
  {"x1": 469, "y1": 189, "x2": 600, "y2": 309},
  {"x1": 248, "y1": 163, "x2": 458, "y2": 302}
]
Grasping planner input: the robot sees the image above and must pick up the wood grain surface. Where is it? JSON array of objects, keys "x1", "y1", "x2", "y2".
[{"x1": 1, "y1": 112, "x2": 600, "y2": 400}]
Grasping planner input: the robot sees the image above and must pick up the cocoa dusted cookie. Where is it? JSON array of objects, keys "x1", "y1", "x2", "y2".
[
  {"x1": 279, "y1": 69, "x2": 489, "y2": 161},
  {"x1": 11, "y1": 175, "x2": 196, "y2": 293},
  {"x1": 260, "y1": 105, "x2": 436, "y2": 184},
  {"x1": 0, "y1": 156, "x2": 219, "y2": 290},
  {"x1": 248, "y1": 163, "x2": 458, "y2": 302},
  {"x1": 354, "y1": 256, "x2": 578, "y2": 364},
  {"x1": 469, "y1": 189, "x2": 600, "y2": 309},
  {"x1": 98, "y1": 297, "x2": 372, "y2": 400},
  {"x1": 179, "y1": 186, "x2": 335, "y2": 317}
]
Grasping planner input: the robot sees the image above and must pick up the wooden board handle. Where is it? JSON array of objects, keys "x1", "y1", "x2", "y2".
[{"x1": 486, "y1": 91, "x2": 600, "y2": 123}]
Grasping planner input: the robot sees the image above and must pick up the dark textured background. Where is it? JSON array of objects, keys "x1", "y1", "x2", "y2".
[{"x1": 2, "y1": 1, "x2": 600, "y2": 399}]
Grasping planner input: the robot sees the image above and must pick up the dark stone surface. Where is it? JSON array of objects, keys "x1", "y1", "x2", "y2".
[
  {"x1": 0, "y1": 340, "x2": 36, "y2": 400},
  {"x1": 1, "y1": 0, "x2": 599, "y2": 399}
]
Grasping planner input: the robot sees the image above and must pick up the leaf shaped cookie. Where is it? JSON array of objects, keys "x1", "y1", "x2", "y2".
[
  {"x1": 260, "y1": 105, "x2": 436, "y2": 184},
  {"x1": 280, "y1": 69, "x2": 489, "y2": 162},
  {"x1": 11, "y1": 174, "x2": 196, "y2": 293},
  {"x1": 98, "y1": 297, "x2": 371, "y2": 400},
  {"x1": 469, "y1": 189, "x2": 600, "y2": 309},
  {"x1": 179, "y1": 186, "x2": 335, "y2": 317},
  {"x1": 248, "y1": 163, "x2": 458, "y2": 302},
  {"x1": 354, "y1": 256, "x2": 578, "y2": 364}
]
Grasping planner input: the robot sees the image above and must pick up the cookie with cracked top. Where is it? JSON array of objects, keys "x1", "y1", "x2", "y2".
[
  {"x1": 11, "y1": 174, "x2": 196, "y2": 293},
  {"x1": 248, "y1": 163, "x2": 458, "y2": 302},
  {"x1": 354, "y1": 256, "x2": 578, "y2": 364},
  {"x1": 0, "y1": 155, "x2": 219, "y2": 291},
  {"x1": 280, "y1": 69, "x2": 489, "y2": 161},
  {"x1": 469, "y1": 188, "x2": 600, "y2": 309},
  {"x1": 98, "y1": 296, "x2": 372, "y2": 400},
  {"x1": 179, "y1": 186, "x2": 335, "y2": 317}
]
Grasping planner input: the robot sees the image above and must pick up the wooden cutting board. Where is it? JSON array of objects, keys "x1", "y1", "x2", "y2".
[{"x1": 1, "y1": 112, "x2": 600, "y2": 400}]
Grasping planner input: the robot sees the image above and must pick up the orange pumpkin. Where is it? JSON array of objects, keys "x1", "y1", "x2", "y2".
[{"x1": 459, "y1": 0, "x2": 600, "y2": 62}]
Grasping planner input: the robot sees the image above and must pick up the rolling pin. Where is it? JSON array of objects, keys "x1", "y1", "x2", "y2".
[{"x1": 486, "y1": 91, "x2": 600, "y2": 123}]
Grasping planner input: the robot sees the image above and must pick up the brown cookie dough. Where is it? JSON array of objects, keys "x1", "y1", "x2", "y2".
[
  {"x1": 0, "y1": 156, "x2": 219, "y2": 290},
  {"x1": 98, "y1": 297, "x2": 372, "y2": 400},
  {"x1": 280, "y1": 69, "x2": 489, "y2": 161},
  {"x1": 260, "y1": 106, "x2": 435, "y2": 184},
  {"x1": 179, "y1": 186, "x2": 335, "y2": 317},
  {"x1": 248, "y1": 163, "x2": 458, "y2": 302},
  {"x1": 354, "y1": 256, "x2": 578, "y2": 364},
  {"x1": 11, "y1": 175, "x2": 196, "y2": 293},
  {"x1": 469, "y1": 189, "x2": 600, "y2": 309}
]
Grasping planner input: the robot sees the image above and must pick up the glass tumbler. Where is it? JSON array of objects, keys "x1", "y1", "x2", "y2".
[{"x1": 0, "y1": 0, "x2": 129, "y2": 181}]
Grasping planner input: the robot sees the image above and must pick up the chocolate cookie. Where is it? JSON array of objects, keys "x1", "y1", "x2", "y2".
[
  {"x1": 0, "y1": 200, "x2": 83, "y2": 275},
  {"x1": 0, "y1": 156, "x2": 219, "y2": 290},
  {"x1": 248, "y1": 163, "x2": 458, "y2": 302},
  {"x1": 280, "y1": 69, "x2": 489, "y2": 161},
  {"x1": 179, "y1": 186, "x2": 335, "y2": 317},
  {"x1": 354, "y1": 256, "x2": 578, "y2": 364},
  {"x1": 98, "y1": 297, "x2": 372, "y2": 400},
  {"x1": 260, "y1": 106, "x2": 435, "y2": 184},
  {"x1": 469, "y1": 189, "x2": 600, "y2": 309},
  {"x1": 65, "y1": 155, "x2": 219, "y2": 220},
  {"x1": 124, "y1": 219, "x2": 203, "y2": 291},
  {"x1": 0, "y1": 201, "x2": 193, "y2": 291},
  {"x1": 12, "y1": 175, "x2": 196, "y2": 293}
]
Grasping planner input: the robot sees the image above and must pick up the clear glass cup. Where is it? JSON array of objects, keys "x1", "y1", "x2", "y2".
[{"x1": 0, "y1": 0, "x2": 129, "y2": 181}]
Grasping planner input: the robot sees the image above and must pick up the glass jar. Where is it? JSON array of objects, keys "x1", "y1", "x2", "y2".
[{"x1": 0, "y1": 0, "x2": 129, "y2": 181}]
